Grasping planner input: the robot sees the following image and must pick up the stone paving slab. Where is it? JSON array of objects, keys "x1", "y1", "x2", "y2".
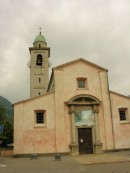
[
  {"x1": 72, "y1": 151, "x2": 130, "y2": 165},
  {"x1": 0, "y1": 156, "x2": 86, "y2": 173}
]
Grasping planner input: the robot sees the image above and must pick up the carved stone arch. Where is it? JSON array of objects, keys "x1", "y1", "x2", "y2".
[{"x1": 67, "y1": 94, "x2": 101, "y2": 106}]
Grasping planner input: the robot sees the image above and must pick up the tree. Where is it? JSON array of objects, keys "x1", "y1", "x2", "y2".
[
  {"x1": 0, "y1": 105, "x2": 13, "y2": 147},
  {"x1": 0, "y1": 105, "x2": 6, "y2": 124}
]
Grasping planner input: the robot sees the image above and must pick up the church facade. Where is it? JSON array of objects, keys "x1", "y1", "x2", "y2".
[{"x1": 13, "y1": 32, "x2": 130, "y2": 156}]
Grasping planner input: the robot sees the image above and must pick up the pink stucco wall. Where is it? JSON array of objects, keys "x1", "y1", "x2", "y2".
[
  {"x1": 54, "y1": 61, "x2": 114, "y2": 151},
  {"x1": 14, "y1": 92, "x2": 56, "y2": 154},
  {"x1": 14, "y1": 60, "x2": 130, "y2": 155},
  {"x1": 110, "y1": 91, "x2": 130, "y2": 149}
]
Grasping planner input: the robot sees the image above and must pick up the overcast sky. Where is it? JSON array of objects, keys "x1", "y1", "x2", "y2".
[{"x1": 0, "y1": 0, "x2": 130, "y2": 103}]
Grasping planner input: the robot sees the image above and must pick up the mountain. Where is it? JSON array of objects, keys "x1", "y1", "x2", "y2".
[{"x1": 0, "y1": 96, "x2": 14, "y2": 124}]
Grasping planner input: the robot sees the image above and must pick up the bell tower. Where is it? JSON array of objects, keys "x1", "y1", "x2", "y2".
[{"x1": 29, "y1": 31, "x2": 50, "y2": 98}]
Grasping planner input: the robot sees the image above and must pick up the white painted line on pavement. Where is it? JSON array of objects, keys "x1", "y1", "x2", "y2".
[{"x1": 0, "y1": 164, "x2": 7, "y2": 167}]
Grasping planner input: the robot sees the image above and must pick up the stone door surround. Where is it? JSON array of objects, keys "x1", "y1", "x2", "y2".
[{"x1": 66, "y1": 94, "x2": 103, "y2": 155}]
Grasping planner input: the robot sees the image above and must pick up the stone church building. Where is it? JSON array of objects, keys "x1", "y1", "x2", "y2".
[{"x1": 14, "y1": 32, "x2": 130, "y2": 156}]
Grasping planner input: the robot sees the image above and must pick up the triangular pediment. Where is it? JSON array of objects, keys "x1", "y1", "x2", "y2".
[
  {"x1": 53, "y1": 58, "x2": 108, "y2": 72},
  {"x1": 47, "y1": 58, "x2": 108, "y2": 91}
]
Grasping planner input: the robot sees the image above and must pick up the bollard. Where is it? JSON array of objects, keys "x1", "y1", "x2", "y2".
[
  {"x1": 55, "y1": 153, "x2": 61, "y2": 161},
  {"x1": 30, "y1": 154, "x2": 38, "y2": 159}
]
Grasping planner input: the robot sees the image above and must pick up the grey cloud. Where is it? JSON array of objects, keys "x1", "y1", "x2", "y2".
[{"x1": 0, "y1": 0, "x2": 130, "y2": 103}]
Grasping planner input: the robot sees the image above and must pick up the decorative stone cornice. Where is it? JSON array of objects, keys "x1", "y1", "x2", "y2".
[{"x1": 66, "y1": 94, "x2": 101, "y2": 107}]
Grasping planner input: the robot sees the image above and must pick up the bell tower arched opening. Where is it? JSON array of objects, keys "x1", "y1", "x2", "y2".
[{"x1": 36, "y1": 54, "x2": 43, "y2": 66}]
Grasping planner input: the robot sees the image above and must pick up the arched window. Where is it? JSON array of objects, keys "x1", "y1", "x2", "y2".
[{"x1": 36, "y1": 54, "x2": 43, "y2": 66}]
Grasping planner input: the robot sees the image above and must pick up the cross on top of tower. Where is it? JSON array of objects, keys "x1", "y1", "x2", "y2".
[{"x1": 39, "y1": 27, "x2": 42, "y2": 34}]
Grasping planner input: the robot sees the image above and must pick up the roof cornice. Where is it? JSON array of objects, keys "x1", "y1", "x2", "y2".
[{"x1": 53, "y1": 58, "x2": 108, "y2": 72}]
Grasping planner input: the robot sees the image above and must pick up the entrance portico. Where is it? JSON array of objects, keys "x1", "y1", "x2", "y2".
[{"x1": 66, "y1": 94, "x2": 103, "y2": 155}]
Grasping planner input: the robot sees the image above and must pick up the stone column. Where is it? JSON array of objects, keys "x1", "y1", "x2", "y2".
[
  {"x1": 93, "y1": 105, "x2": 103, "y2": 153},
  {"x1": 69, "y1": 105, "x2": 78, "y2": 155},
  {"x1": 71, "y1": 111, "x2": 76, "y2": 143}
]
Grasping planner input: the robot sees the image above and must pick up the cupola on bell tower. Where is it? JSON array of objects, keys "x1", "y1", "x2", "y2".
[{"x1": 29, "y1": 31, "x2": 50, "y2": 98}]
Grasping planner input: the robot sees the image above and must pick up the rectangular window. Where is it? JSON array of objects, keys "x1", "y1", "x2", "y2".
[
  {"x1": 36, "y1": 111, "x2": 44, "y2": 124},
  {"x1": 77, "y1": 78, "x2": 87, "y2": 88},
  {"x1": 37, "y1": 112, "x2": 44, "y2": 124},
  {"x1": 119, "y1": 108, "x2": 127, "y2": 121},
  {"x1": 34, "y1": 110, "x2": 46, "y2": 127}
]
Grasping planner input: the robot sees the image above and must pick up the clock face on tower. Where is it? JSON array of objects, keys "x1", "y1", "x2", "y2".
[
  {"x1": 27, "y1": 61, "x2": 31, "y2": 68},
  {"x1": 48, "y1": 61, "x2": 52, "y2": 67}
]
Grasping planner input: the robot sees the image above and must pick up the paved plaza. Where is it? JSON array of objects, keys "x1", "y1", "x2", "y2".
[
  {"x1": 72, "y1": 150, "x2": 130, "y2": 165},
  {"x1": 0, "y1": 151, "x2": 130, "y2": 173}
]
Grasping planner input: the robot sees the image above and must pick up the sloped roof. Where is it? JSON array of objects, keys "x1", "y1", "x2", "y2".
[
  {"x1": 110, "y1": 91, "x2": 130, "y2": 100},
  {"x1": 13, "y1": 91, "x2": 54, "y2": 106},
  {"x1": 53, "y1": 58, "x2": 108, "y2": 71}
]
